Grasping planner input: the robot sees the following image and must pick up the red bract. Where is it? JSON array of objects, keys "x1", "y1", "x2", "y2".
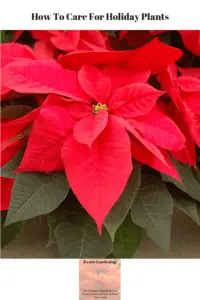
[
  {"x1": 1, "y1": 108, "x2": 40, "y2": 166},
  {"x1": 179, "y1": 67, "x2": 200, "y2": 79},
  {"x1": 0, "y1": 177, "x2": 14, "y2": 211},
  {"x1": 119, "y1": 30, "x2": 166, "y2": 48},
  {"x1": 13, "y1": 30, "x2": 23, "y2": 41},
  {"x1": 0, "y1": 43, "x2": 36, "y2": 99},
  {"x1": 119, "y1": 30, "x2": 200, "y2": 57},
  {"x1": 1, "y1": 60, "x2": 90, "y2": 102},
  {"x1": 14, "y1": 30, "x2": 108, "y2": 52},
  {"x1": 179, "y1": 31, "x2": 200, "y2": 56},
  {"x1": 0, "y1": 42, "x2": 56, "y2": 101},
  {"x1": 3, "y1": 59, "x2": 186, "y2": 232},
  {"x1": 158, "y1": 65, "x2": 200, "y2": 164},
  {"x1": 50, "y1": 30, "x2": 108, "y2": 52},
  {"x1": 33, "y1": 39, "x2": 55, "y2": 60},
  {"x1": 58, "y1": 38, "x2": 182, "y2": 73}
]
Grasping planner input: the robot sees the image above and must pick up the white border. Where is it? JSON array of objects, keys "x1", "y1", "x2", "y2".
[
  {"x1": 0, "y1": 259, "x2": 79, "y2": 300},
  {"x1": 122, "y1": 259, "x2": 200, "y2": 300},
  {"x1": 0, "y1": 259, "x2": 200, "y2": 299}
]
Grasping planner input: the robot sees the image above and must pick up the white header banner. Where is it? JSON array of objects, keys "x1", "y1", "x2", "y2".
[{"x1": 0, "y1": 0, "x2": 199, "y2": 29}]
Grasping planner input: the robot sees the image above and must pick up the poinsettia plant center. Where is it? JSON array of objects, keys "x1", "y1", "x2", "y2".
[{"x1": 93, "y1": 103, "x2": 108, "y2": 114}]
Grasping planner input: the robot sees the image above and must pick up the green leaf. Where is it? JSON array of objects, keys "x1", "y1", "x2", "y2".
[
  {"x1": 47, "y1": 190, "x2": 86, "y2": 248},
  {"x1": 0, "y1": 31, "x2": 13, "y2": 43},
  {"x1": 1, "y1": 221, "x2": 24, "y2": 248},
  {"x1": 0, "y1": 149, "x2": 25, "y2": 179},
  {"x1": 106, "y1": 253, "x2": 116, "y2": 258},
  {"x1": 5, "y1": 172, "x2": 70, "y2": 226},
  {"x1": 46, "y1": 215, "x2": 59, "y2": 248},
  {"x1": 0, "y1": 31, "x2": 5, "y2": 43},
  {"x1": 168, "y1": 184, "x2": 200, "y2": 226},
  {"x1": 104, "y1": 163, "x2": 141, "y2": 241},
  {"x1": 113, "y1": 213, "x2": 142, "y2": 258},
  {"x1": 54, "y1": 218, "x2": 112, "y2": 258},
  {"x1": 50, "y1": 191, "x2": 112, "y2": 258},
  {"x1": 161, "y1": 161, "x2": 200, "y2": 201},
  {"x1": 131, "y1": 174, "x2": 173, "y2": 253},
  {"x1": 195, "y1": 165, "x2": 200, "y2": 182},
  {"x1": 46, "y1": 191, "x2": 79, "y2": 248},
  {"x1": 51, "y1": 189, "x2": 88, "y2": 223}
]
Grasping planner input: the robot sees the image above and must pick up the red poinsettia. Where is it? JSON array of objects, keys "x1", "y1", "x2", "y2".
[
  {"x1": 14, "y1": 30, "x2": 109, "y2": 54},
  {"x1": 0, "y1": 105, "x2": 40, "y2": 211},
  {"x1": 1, "y1": 47, "x2": 187, "y2": 231},
  {"x1": 119, "y1": 30, "x2": 200, "y2": 56},
  {"x1": 158, "y1": 64, "x2": 200, "y2": 165},
  {"x1": 58, "y1": 37, "x2": 182, "y2": 73},
  {"x1": 0, "y1": 42, "x2": 49, "y2": 170}
]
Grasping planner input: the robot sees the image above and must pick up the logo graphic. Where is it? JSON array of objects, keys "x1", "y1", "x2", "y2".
[{"x1": 79, "y1": 259, "x2": 121, "y2": 299}]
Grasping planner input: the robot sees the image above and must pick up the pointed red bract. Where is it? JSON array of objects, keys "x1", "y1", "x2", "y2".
[
  {"x1": 64, "y1": 102, "x2": 92, "y2": 119},
  {"x1": 132, "y1": 106, "x2": 186, "y2": 150},
  {"x1": 1, "y1": 60, "x2": 90, "y2": 102},
  {"x1": 109, "y1": 83, "x2": 164, "y2": 117},
  {"x1": 34, "y1": 40, "x2": 55, "y2": 60},
  {"x1": 78, "y1": 65, "x2": 111, "y2": 103},
  {"x1": 73, "y1": 110, "x2": 108, "y2": 148},
  {"x1": 61, "y1": 116, "x2": 132, "y2": 232},
  {"x1": 1, "y1": 108, "x2": 39, "y2": 167},
  {"x1": 179, "y1": 67, "x2": 200, "y2": 79},
  {"x1": 181, "y1": 91, "x2": 200, "y2": 147},
  {"x1": 16, "y1": 107, "x2": 75, "y2": 173},
  {"x1": 158, "y1": 65, "x2": 180, "y2": 104},
  {"x1": 1, "y1": 108, "x2": 39, "y2": 144},
  {"x1": 0, "y1": 43, "x2": 36, "y2": 61},
  {"x1": 158, "y1": 63, "x2": 200, "y2": 150},
  {"x1": 58, "y1": 49, "x2": 135, "y2": 70},
  {"x1": 1, "y1": 138, "x2": 26, "y2": 167},
  {"x1": 102, "y1": 66, "x2": 150, "y2": 90},
  {"x1": 168, "y1": 102, "x2": 196, "y2": 166},
  {"x1": 183, "y1": 91, "x2": 200, "y2": 114},
  {"x1": 80, "y1": 31, "x2": 108, "y2": 50},
  {"x1": 128, "y1": 38, "x2": 182, "y2": 73},
  {"x1": 1, "y1": 43, "x2": 37, "y2": 97},
  {"x1": 30, "y1": 30, "x2": 108, "y2": 53},
  {"x1": 122, "y1": 118, "x2": 169, "y2": 166},
  {"x1": 179, "y1": 30, "x2": 200, "y2": 56},
  {"x1": 176, "y1": 76, "x2": 200, "y2": 92},
  {"x1": 30, "y1": 30, "x2": 52, "y2": 40},
  {"x1": 0, "y1": 177, "x2": 14, "y2": 211},
  {"x1": 51, "y1": 31, "x2": 80, "y2": 51},
  {"x1": 58, "y1": 38, "x2": 182, "y2": 73},
  {"x1": 130, "y1": 139, "x2": 180, "y2": 180}
]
